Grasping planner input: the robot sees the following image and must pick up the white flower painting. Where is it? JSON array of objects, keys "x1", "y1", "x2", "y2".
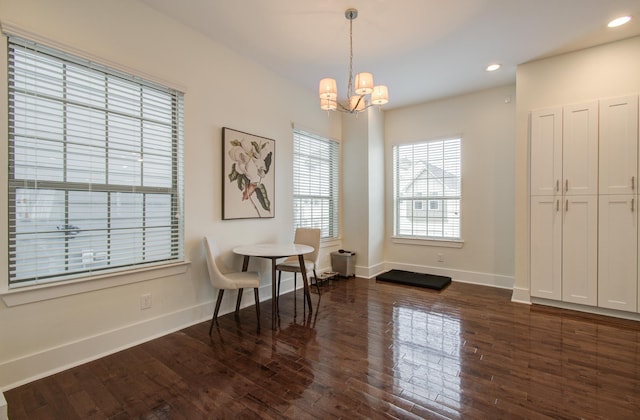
[{"x1": 223, "y1": 127, "x2": 275, "y2": 219}]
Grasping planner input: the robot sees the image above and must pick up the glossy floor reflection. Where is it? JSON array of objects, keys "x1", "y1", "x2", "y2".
[{"x1": 6, "y1": 278, "x2": 640, "y2": 418}]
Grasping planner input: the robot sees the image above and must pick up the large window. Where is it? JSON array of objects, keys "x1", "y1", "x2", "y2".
[
  {"x1": 7, "y1": 36, "x2": 184, "y2": 287},
  {"x1": 393, "y1": 138, "x2": 461, "y2": 239},
  {"x1": 293, "y1": 129, "x2": 339, "y2": 239}
]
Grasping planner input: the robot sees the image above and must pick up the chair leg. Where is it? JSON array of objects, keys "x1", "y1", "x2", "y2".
[
  {"x1": 209, "y1": 289, "x2": 225, "y2": 335},
  {"x1": 313, "y1": 269, "x2": 321, "y2": 295},
  {"x1": 254, "y1": 288, "x2": 261, "y2": 331},
  {"x1": 235, "y1": 288, "x2": 244, "y2": 318},
  {"x1": 277, "y1": 270, "x2": 282, "y2": 306}
]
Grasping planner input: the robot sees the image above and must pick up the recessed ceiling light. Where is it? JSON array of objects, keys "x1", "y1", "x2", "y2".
[
  {"x1": 608, "y1": 16, "x2": 631, "y2": 28},
  {"x1": 486, "y1": 64, "x2": 501, "y2": 72}
]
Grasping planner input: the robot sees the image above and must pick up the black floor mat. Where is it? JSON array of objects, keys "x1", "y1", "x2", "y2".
[{"x1": 376, "y1": 269, "x2": 451, "y2": 290}]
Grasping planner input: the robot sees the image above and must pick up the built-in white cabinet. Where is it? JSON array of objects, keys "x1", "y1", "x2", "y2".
[
  {"x1": 599, "y1": 95, "x2": 638, "y2": 195},
  {"x1": 563, "y1": 101, "x2": 599, "y2": 196},
  {"x1": 530, "y1": 195, "x2": 562, "y2": 300},
  {"x1": 530, "y1": 107, "x2": 562, "y2": 197},
  {"x1": 597, "y1": 95, "x2": 638, "y2": 312},
  {"x1": 598, "y1": 195, "x2": 637, "y2": 311},
  {"x1": 530, "y1": 101, "x2": 599, "y2": 305},
  {"x1": 530, "y1": 107, "x2": 562, "y2": 300},
  {"x1": 562, "y1": 195, "x2": 598, "y2": 306},
  {"x1": 530, "y1": 94, "x2": 640, "y2": 315}
]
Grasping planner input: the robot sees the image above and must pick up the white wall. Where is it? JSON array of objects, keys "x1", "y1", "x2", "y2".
[
  {"x1": 342, "y1": 114, "x2": 369, "y2": 265},
  {"x1": 514, "y1": 36, "x2": 640, "y2": 303},
  {"x1": 341, "y1": 108, "x2": 385, "y2": 277},
  {"x1": 0, "y1": 0, "x2": 340, "y2": 390},
  {"x1": 384, "y1": 85, "x2": 516, "y2": 287},
  {"x1": 367, "y1": 109, "x2": 385, "y2": 274}
]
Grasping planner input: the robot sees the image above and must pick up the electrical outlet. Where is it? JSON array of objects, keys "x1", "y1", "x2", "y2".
[
  {"x1": 140, "y1": 293, "x2": 152, "y2": 310},
  {"x1": 437, "y1": 253, "x2": 444, "y2": 262}
]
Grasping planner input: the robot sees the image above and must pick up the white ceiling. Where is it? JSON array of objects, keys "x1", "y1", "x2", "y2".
[{"x1": 140, "y1": 0, "x2": 640, "y2": 110}]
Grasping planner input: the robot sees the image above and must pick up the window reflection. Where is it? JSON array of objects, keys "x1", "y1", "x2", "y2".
[{"x1": 393, "y1": 306, "x2": 462, "y2": 411}]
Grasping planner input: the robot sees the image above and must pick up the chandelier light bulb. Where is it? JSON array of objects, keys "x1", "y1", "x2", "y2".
[
  {"x1": 349, "y1": 96, "x2": 366, "y2": 112},
  {"x1": 355, "y1": 72, "x2": 374, "y2": 95},
  {"x1": 319, "y1": 78, "x2": 338, "y2": 100},
  {"x1": 371, "y1": 85, "x2": 389, "y2": 105}
]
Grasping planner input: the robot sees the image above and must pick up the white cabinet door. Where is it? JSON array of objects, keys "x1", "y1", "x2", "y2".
[
  {"x1": 562, "y1": 195, "x2": 598, "y2": 306},
  {"x1": 530, "y1": 196, "x2": 562, "y2": 300},
  {"x1": 598, "y1": 195, "x2": 638, "y2": 312},
  {"x1": 599, "y1": 95, "x2": 639, "y2": 195},
  {"x1": 563, "y1": 102, "x2": 599, "y2": 196},
  {"x1": 531, "y1": 108, "x2": 563, "y2": 196}
]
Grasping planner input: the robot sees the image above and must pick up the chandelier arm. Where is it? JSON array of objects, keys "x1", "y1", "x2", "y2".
[{"x1": 332, "y1": 98, "x2": 379, "y2": 114}]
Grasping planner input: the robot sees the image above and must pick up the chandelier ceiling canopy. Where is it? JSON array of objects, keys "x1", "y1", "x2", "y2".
[{"x1": 319, "y1": 8, "x2": 389, "y2": 114}]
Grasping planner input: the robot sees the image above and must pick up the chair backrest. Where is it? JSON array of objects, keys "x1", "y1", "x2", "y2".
[
  {"x1": 203, "y1": 236, "x2": 237, "y2": 290},
  {"x1": 294, "y1": 228, "x2": 321, "y2": 264}
]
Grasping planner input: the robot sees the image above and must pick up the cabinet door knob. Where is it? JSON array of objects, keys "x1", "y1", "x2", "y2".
[
  {"x1": 565, "y1": 179, "x2": 569, "y2": 192},
  {"x1": 565, "y1": 199, "x2": 569, "y2": 212},
  {"x1": 632, "y1": 198, "x2": 635, "y2": 212},
  {"x1": 556, "y1": 199, "x2": 560, "y2": 212},
  {"x1": 632, "y1": 176, "x2": 635, "y2": 191}
]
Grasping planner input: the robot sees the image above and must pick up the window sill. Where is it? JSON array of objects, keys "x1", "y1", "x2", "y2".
[
  {"x1": 1, "y1": 261, "x2": 191, "y2": 307},
  {"x1": 391, "y1": 236, "x2": 464, "y2": 248},
  {"x1": 320, "y1": 237, "x2": 342, "y2": 248}
]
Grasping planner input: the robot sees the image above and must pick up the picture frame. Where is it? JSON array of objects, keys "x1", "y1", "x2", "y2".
[{"x1": 222, "y1": 127, "x2": 275, "y2": 219}]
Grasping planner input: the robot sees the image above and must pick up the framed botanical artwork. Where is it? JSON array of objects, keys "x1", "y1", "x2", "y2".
[{"x1": 222, "y1": 127, "x2": 275, "y2": 219}]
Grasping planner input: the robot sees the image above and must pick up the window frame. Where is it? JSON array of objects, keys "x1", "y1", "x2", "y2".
[
  {"x1": 392, "y1": 137, "x2": 462, "y2": 243},
  {"x1": 6, "y1": 34, "x2": 185, "y2": 289},
  {"x1": 292, "y1": 128, "x2": 340, "y2": 241}
]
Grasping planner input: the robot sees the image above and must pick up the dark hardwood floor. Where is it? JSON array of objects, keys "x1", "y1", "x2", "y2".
[{"x1": 6, "y1": 277, "x2": 640, "y2": 419}]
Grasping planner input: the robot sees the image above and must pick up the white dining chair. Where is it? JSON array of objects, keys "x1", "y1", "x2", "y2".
[
  {"x1": 203, "y1": 236, "x2": 261, "y2": 334},
  {"x1": 276, "y1": 227, "x2": 321, "y2": 300}
]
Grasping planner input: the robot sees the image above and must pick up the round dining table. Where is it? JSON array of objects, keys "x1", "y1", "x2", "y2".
[{"x1": 232, "y1": 243, "x2": 314, "y2": 330}]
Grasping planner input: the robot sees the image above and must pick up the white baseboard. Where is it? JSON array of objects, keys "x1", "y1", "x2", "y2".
[
  {"x1": 511, "y1": 287, "x2": 532, "y2": 304},
  {"x1": 355, "y1": 263, "x2": 386, "y2": 279},
  {"x1": 0, "y1": 276, "x2": 312, "y2": 389},
  {"x1": 381, "y1": 262, "x2": 514, "y2": 289},
  {"x1": 0, "y1": 281, "x2": 292, "y2": 393},
  {"x1": 531, "y1": 297, "x2": 640, "y2": 321},
  {"x1": 0, "y1": 301, "x2": 214, "y2": 391}
]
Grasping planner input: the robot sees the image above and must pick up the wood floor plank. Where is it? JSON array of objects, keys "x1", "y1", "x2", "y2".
[{"x1": 6, "y1": 278, "x2": 640, "y2": 418}]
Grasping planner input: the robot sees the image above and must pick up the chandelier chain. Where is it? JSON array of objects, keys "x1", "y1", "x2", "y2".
[{"x1": 348, "y1": 15, "x2": 355, "y2": 99}]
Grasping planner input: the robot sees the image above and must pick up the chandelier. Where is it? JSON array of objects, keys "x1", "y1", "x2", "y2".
[{"x1": 318, "y1": 8, "x2": 389, "y2": 113}]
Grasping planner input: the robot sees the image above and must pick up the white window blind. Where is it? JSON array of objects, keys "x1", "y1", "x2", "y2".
[
  {"x1": 7, "y1": 36, "x2": 184, "y2": 287},
  {"x1": 293, "y1": 129, "x2": 339, "y2": 239},
  {"x1": 393, "y1": 138, "x2": 461, "y2": 239}
]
